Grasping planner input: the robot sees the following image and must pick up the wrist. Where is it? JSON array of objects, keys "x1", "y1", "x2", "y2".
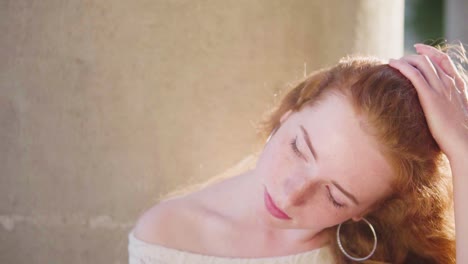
[
  {"x1": 445, "y1": 138, "x2": 468, "y2": 164},
  {"x1": 444, "y1": 131, "x2": 468, "y2": 162}
]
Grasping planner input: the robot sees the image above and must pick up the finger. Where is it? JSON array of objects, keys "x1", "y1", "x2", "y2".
[
  {"x1": 415, "y1": 47, "x2": 466, "y2": 95},
  {"x1": 388, "y1": 58, "x2": 435, "y2": 105},
  {"x1": 431, "y1": 58, "x2": 457, "y2": 100},
  {"x1": 414, "y1": 44, "x2": 466, "y2": 90},
  {"x1": 399, "y1": 54, "x2": 445, "y2": 94},
  {"x1": 416, "y1": 54, "x2": 468, "y2": 109},
  {"x1": 388, "y1": 58, "x2": 444, "y2": 136},
  {"x1": 431, "y1": 59, "x2": 468, "y2": 115}
]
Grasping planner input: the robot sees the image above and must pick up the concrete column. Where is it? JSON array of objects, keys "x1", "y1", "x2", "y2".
[
  {"x1": 445, "y1": 0, "x2": 468, "y2": 45},
  {"x1": 0, "y1": 1, "x2": 403, "y2": 263}
]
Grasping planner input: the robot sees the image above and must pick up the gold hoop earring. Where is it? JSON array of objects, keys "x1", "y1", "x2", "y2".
[{"x1": 336, "y1": 217, "x2": 377, "y2": 262}]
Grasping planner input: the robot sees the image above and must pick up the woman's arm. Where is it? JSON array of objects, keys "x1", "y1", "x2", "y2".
[
  {"x1": 388, "y1": 43, "x2": 468, "y2": 263},
  {"x1": 448, "y1": 146, "x2": 468, "y2": 262}
]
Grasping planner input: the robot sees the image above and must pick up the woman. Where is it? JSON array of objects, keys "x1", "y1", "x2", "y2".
[{"x1": 128, "y1": 43, "x2": 467, "y2": 263}]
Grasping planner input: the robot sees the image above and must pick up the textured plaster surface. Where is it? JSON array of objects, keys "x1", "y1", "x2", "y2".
[{"x1": 0, "y1": 0, "x2": 403, "y2": 263}]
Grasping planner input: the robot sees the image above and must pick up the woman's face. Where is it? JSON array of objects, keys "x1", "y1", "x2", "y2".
[{"x1": 255, "y1": 92, "x2": 395, "y2": 231}]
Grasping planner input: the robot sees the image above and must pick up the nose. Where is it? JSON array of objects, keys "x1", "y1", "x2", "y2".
[{"x1": 283, "y1": 174, "x2": 316, "y2": 207}]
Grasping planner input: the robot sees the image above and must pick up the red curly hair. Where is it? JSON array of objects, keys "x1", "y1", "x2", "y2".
[{"x1": 256, "y1": 46, "x2": 464, "y2": 263}]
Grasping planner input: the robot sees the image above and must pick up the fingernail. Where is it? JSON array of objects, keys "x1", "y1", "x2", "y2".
[{"x1": 414, "y1": 43, "x2": 426, "y2": 49}]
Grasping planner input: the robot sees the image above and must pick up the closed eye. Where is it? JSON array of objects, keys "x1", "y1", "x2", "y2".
[
  {"x1": 326, "y1": 185, "x2": 345, "y2": 208},
  {"x1": 290, "y1": 136, "x2": 304, "y2": 159}
]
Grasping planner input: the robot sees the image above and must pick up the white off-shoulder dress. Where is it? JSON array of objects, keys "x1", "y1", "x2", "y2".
[{"x1": 128, "y1": 230, "x2": 334, "y2": 264}]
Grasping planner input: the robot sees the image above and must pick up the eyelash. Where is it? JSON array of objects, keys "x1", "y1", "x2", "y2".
[
  {"x1": 326, "y1": 186, "x2": 345, "y2": 208},
  {"x1": 290, "y1": 136, "x2": 343, "y2": 209},
  {"x1": 290, "y1": 136, "x2": 302, "y2": 158}
]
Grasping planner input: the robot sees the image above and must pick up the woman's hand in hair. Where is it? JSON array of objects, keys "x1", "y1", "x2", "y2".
[
  {"x1": 388, "y1": 43, "x2": 468, "y2": 160},
  {"x1": 389, "y1": 43, "x2": 468, "y2": 263}
]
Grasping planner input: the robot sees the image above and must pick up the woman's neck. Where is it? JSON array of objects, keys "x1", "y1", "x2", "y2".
[{"x1": 187, "y1": 168, "x2": 329, "y2": 252}]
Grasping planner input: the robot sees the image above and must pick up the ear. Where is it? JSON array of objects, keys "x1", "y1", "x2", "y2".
[
  {"x1": 351, "y1": 215, "x2": 363, "y2": 222},
  {"x1": 279, "y1": 109, "x2": 293, "y2": 125}
]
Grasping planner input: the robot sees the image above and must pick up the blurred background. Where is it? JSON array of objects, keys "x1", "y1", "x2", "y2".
[
  {"x1": 0, "y1": 0, "x2": 466, "y2": 263},
  {"x1": 404, "y1": 0, "x2": 466, "y2": 52}
]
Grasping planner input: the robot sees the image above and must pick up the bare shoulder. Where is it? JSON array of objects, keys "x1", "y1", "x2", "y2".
[
  {"x1": 132, "y1": 198, "x2": 213, "y2": 250},
  {"x1": 132, "y1": 200, "x2": 178, "y2": 245}
]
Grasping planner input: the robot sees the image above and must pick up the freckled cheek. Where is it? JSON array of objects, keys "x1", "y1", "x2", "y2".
[
  {"x1": 272, "y1": 152, "x2": 300, "y2": 187},
  {"x1": 261, "y1": 139, "x2": 293, "y2": 169},
  {"x1": 295, "y1": 201, "x2": 337, "y2": 227}
]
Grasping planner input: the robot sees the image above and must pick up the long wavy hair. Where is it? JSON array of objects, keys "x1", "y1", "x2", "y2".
[{"x1": 256, "y1": 44, "x2": 467, "y2": 263}]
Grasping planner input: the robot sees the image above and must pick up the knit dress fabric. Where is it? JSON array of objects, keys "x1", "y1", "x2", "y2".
[{"x1": 128, "y1": 230, "x2": 334, "y2": 264}]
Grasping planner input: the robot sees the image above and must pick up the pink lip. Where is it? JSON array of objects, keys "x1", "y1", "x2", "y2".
[{"x1": 264, "y1": 186, "x2": 291, "y2": 220}]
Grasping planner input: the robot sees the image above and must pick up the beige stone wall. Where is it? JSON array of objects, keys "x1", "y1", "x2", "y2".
[{"x1": 0, "y1": 1, "x2": 403, "y2": 263}]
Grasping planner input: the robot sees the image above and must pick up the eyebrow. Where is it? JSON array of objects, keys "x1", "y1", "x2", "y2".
[
  {"x1": 331, "y1": 180, "x2": 360, "y2": 205},
  {"x1": 300, "y1": 125, "x2": 318, "y2": 160}
]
